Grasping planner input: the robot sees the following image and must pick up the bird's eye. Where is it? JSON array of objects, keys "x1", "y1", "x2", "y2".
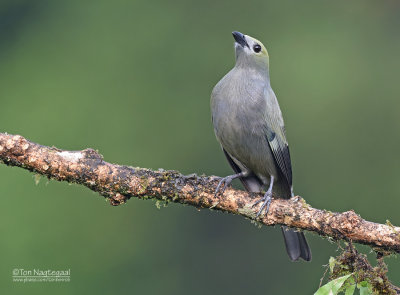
[{"x1": 253, "y1": 44, "x2": 262, "y2": 53}]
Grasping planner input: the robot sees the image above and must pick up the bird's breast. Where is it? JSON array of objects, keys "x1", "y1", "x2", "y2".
[{"x1": 211, "y1": 69, "x2": 282, "y2": 179}]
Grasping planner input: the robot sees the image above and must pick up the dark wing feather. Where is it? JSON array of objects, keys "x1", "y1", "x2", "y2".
[
  {"x1": 263, "y1": 88, "x2": 293, "y2": 188},
  {"x1": 266, "y1": 128, "x2": 292, "y2": 186}
]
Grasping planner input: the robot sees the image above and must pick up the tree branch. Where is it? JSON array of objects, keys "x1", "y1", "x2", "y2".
[{"x1": 1, "y1": 132, "x2": 400, "y2": 254}]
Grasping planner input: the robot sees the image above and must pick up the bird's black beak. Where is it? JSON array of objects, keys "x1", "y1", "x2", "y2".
[{"x1": 232, "y1": 31, "x2": 249, "y2": 48}]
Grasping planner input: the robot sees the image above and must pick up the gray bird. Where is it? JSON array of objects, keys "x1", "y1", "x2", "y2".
[{"x1": 211, "y1": 31, "x2": 311, "y2": 261}]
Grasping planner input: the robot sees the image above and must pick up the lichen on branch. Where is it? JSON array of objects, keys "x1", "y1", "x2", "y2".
[
  {"x1": 1, "y1": 132, "x2": 400, "y2": 255},
  {"x1": 322, "y1": 243, "x2": 400, "y2": 294}
]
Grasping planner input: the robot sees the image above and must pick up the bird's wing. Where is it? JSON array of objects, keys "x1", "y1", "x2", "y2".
[{"x1": 263, "y1": 87, "x2": 293, "y2": 187}]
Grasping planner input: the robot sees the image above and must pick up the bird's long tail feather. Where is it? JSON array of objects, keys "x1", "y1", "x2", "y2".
[{"x1": 222, "y1": 149, "x2": 311, "y2": 261}]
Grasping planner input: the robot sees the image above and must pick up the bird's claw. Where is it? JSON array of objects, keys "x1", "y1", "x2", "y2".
[
  {"x1": 253, "y1": 191, "x2": 273, "y2": 218},
  {"x1": 214, "y1": 175, "x2": 235, "y2": 197}
]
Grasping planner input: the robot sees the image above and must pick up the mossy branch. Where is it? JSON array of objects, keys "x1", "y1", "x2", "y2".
[
  {"x1": 1, "y1": 132, "x2": 400, "y2": 255},
  {"x1": 322, "y1": 243, "x2": 400, "y2": 294}
]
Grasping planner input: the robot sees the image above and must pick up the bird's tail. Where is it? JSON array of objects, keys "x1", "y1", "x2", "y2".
[
  {"x1": 237, "y1": 172, "x2": 312, "y2": 261},
  {"x1": 281, "y1": 227, "x2": 311, "y2": 261},
  {"x1": 274, "y1": 179, "x2": 312, "y2": 261},
  {"x1": 222, "y1": 149, "x2": 311, "y2": 261}
]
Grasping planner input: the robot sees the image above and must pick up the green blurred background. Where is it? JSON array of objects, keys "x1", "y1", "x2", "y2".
[{"x1": 1, "y1": 0, "x2": 400, "y2": 293}]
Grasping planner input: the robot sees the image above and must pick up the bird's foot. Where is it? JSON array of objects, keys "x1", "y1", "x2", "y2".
[
  {"x1": 214, "y1": 172, "x2": 247, "y2": 197},
  {"x1": 253, "y1": 190, "x2": 273, "y2": 218}
]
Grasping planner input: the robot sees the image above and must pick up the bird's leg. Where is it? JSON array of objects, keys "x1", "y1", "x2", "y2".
[
  {"x1": 253, "y1": 175, "x2": 274, "y2": 218},
  {"x1": 214, "y1": 171, "x2": 249, "y2": 197}
]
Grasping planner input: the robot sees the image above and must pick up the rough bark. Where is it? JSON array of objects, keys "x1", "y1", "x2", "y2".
[
  {"x1": 1, "y1": 132, "x2": 400, "y2": 254},
  {"x1": 328, "y1": 243, "x2": 400, "y2": 294}
]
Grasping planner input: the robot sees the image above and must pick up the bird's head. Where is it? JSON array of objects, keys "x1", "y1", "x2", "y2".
[{"x1": 232, "y1": 31, "x2": 269, "y2": 71}]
